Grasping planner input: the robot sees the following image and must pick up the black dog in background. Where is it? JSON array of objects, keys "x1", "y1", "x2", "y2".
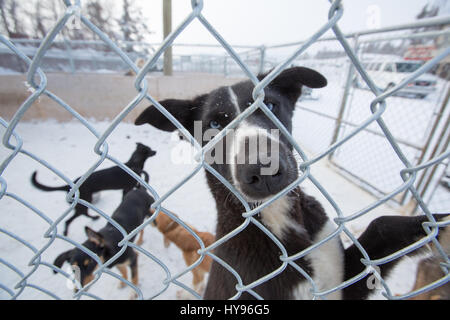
[
  {"x1": 31, "y1": 142, "x2": 156, "y2": 236},
  {"x1": 53, "y1": 185, "x2": 155, "y2": 295}
]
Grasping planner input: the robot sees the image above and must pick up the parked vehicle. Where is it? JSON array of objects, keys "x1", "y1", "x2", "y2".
[{"x1": 354, "y1": 59, "x2": 438, "y2": 98}]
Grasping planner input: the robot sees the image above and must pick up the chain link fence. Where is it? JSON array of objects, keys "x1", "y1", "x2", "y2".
[
  {"x1": 0, "y1": 0, "x2": 449, "y2": 300},
  {"x1": 280, "y1": 25, "x2": 450, "y2": 213}
]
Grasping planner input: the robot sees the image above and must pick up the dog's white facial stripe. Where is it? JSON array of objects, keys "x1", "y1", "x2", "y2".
[
  {"x1": 227, "y1": 121, "x2": 263, "y2": 195},
  {"x1": 227, "y1": 86, "x2": 240, "y2": 116},
  {"x1": 228, "y1": 121, "x2": 282, "y2": 197},
  {"x1": 224, "y1": 86, "x2": 284, "y2": 203}
]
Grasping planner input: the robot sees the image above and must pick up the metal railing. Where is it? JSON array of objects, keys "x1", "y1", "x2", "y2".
[
  {"x1": 0, "y1": 0, "x2": 449, "y2": 300},
  {"x1": 0, "y1": 38, "x2": 264, "y2": 75}
]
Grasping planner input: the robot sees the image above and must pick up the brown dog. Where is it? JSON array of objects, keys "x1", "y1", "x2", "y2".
[{"x1": 152, "y1": 210, "x2": 215, "y2": 297}]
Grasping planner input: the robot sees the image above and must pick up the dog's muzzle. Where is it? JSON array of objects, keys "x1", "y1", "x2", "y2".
[{"x1": 231, "y1": 128, "x2": 298, "y2": 200}]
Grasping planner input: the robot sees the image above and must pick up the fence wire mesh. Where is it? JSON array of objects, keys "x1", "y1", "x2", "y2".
[{"x1": 0, "y1": 0, "x2": 449, "y2": 300}]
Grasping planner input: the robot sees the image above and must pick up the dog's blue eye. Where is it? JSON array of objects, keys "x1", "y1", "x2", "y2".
[
  {"x1": 266, "y1": 102, "x2": 275, "y2": 111},
  {"x1": 209, "y1": 120, "x2": 221, "y2": 129}
]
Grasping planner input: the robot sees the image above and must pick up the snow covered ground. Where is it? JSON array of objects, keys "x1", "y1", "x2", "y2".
[
  {"x1": 0, "y1": 111, "x2": 431, "y2": 300},
  {"x1": 0, "y1": 119, "x2": 217, "y2": 300}
]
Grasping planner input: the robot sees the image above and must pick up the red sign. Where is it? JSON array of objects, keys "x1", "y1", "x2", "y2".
[{"x1": 404, "y1": 46, "x2": 436, "y2": 61}]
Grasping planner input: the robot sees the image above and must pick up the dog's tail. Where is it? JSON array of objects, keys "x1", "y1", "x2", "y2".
[{"x1": 31, "y1": 171, "x2": 70, "y2": 192}]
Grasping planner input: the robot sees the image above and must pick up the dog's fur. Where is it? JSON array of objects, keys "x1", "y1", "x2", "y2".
[
  {"x1": 409, "y1": 216, "x2": 449, "y2": 300},
  {"x1": 31, "y1": 143, "x2": 156, "y2": 236},
  {"x1": 135, "y1": 66, "x2": 449, "y2": 300},
  {"x1": 152, "y1": 211, "x2": 215, "y2": 296},
  {"x1": 53, "y1": 186, "x2": 155, "y2": 294}
]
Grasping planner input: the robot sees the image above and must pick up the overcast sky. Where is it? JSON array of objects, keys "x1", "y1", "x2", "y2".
[{"x1": 142, "y1": 0, "x2": 438, "y2": 48}]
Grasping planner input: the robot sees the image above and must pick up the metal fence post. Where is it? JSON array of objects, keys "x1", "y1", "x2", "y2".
[
  {"x1": 258, "y1": 45, "x2": 266, "y2": 75},
  {"x1": 401, "y1": 84, "x2": 450, "y2": 209},
  {"x1": 328, "y1": 34, "x2": 359, "y2": 159},
  {"x1": 412, "y1": 88, "x2": 450, "y2": 213},
  {"x1": 163, "y1": 0, "x2": 173, "y2": 76},
  {"x1": 63, "y1": 38, "x2": 76, "y2": 74}
]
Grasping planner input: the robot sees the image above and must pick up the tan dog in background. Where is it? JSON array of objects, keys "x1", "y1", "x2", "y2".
[
  {"x1": 125, "y1": 58, "x2": 146, "y2": 76},
  {"x1": 152, "y1": 210, "x2": 215, "y2": 297}
]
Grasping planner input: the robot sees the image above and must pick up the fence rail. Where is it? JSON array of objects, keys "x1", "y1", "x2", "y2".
[
  {"x1": 0, "y1": 0, "x2": 449, "y2": 300},
  {"x1": 0, "y1": 38, "x2": 264, "y2": 75},
  {"x1": 2, "y1": 16, "x2": 450, "y2": 76}
]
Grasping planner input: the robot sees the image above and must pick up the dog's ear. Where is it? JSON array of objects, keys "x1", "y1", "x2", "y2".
[
  {"x1": 134, "y1": 94, "x2": 208, "y2": 135},
  {"x1": 135, "y1": 142, "x2": 154, "y2": 154},
  {"x1": 260, "y1": 66, "x2": 327, "y2": 104},
  {"x1": 85, "y1": 226, "x2": 105, "y2": 247},
  {"x1": 53, "y1": 249, "x2": 73, "y2": 273}
]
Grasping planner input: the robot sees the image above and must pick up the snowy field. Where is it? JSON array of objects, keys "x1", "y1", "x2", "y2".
[{"x1": 0, "y1": 108, "x2": 431, "y2": 300}]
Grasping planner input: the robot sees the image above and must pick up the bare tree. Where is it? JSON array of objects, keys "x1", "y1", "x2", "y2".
[
  {"x1": 412, "y1": 0, "x2": 448, "y2": 45},
  {"x1": 0, "y1": 0, "x2": 152, "y2": 52},
  {"x1": 86, "y1": 0, "x2": 117, "y2": 40},
  {"x1": 119, "y1": 0, "x2": 151, "y2": 52},
  {"x1": 0, "y1": 0, "x2": 27, "y2": 38},
  {"x1": 416, "y1": 2, "x2": 440, "y2": 20}
]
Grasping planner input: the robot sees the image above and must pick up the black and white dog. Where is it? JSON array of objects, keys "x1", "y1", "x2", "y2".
[
  {"x1": 53, "y1": 185, "x2": 155, "y2": 292},
  {"x1": 135, "y1": 66, "x2": 447, "y2": 300}
]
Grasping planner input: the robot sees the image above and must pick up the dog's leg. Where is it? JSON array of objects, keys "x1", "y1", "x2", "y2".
[
  {"x1": 174, "y1": 251, "x2": 201, "y2": 300},
  {"x1": 63, "y1": 203, "x2": 99, "y2": 236},
  {"x1": 63, "y1": 212, "x2": 79, "y2": 236},
  {"x1": 163, "y1": 235, "x2": 171, "y2": 248},
  {"x1": 192, "y1": 267, "x2": 206, "y2": 295},
  {"x1": 343, "y1": 214, "x2": 448, "y2": 300},
  {"x1": 82, "y1": 193, "x2": 100, "y2": 221},
  {"x1": 116, "y1": 263, "x2": 129, "y2": 289},
  {"x1": 185, "y1": 251, "x2": 206, "y2": 294},
  {"x1": 136, "y1": 230, "x2": 144, "y2": 246},
  {"x1": 127, "y1": 251, "x2": 139, "y2": 300},
  {"x1": 130, "y1": 251, "x2": 139, "y2": 287}
]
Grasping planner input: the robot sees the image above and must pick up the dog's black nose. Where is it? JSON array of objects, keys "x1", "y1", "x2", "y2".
[{"x1": 236, "y1": 159, "x2": 288, "y2": 200}]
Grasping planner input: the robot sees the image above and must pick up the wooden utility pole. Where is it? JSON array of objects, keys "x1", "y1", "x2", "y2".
[{"x1": 163, "y1": 0, "x2": 173, "y2": 76}]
